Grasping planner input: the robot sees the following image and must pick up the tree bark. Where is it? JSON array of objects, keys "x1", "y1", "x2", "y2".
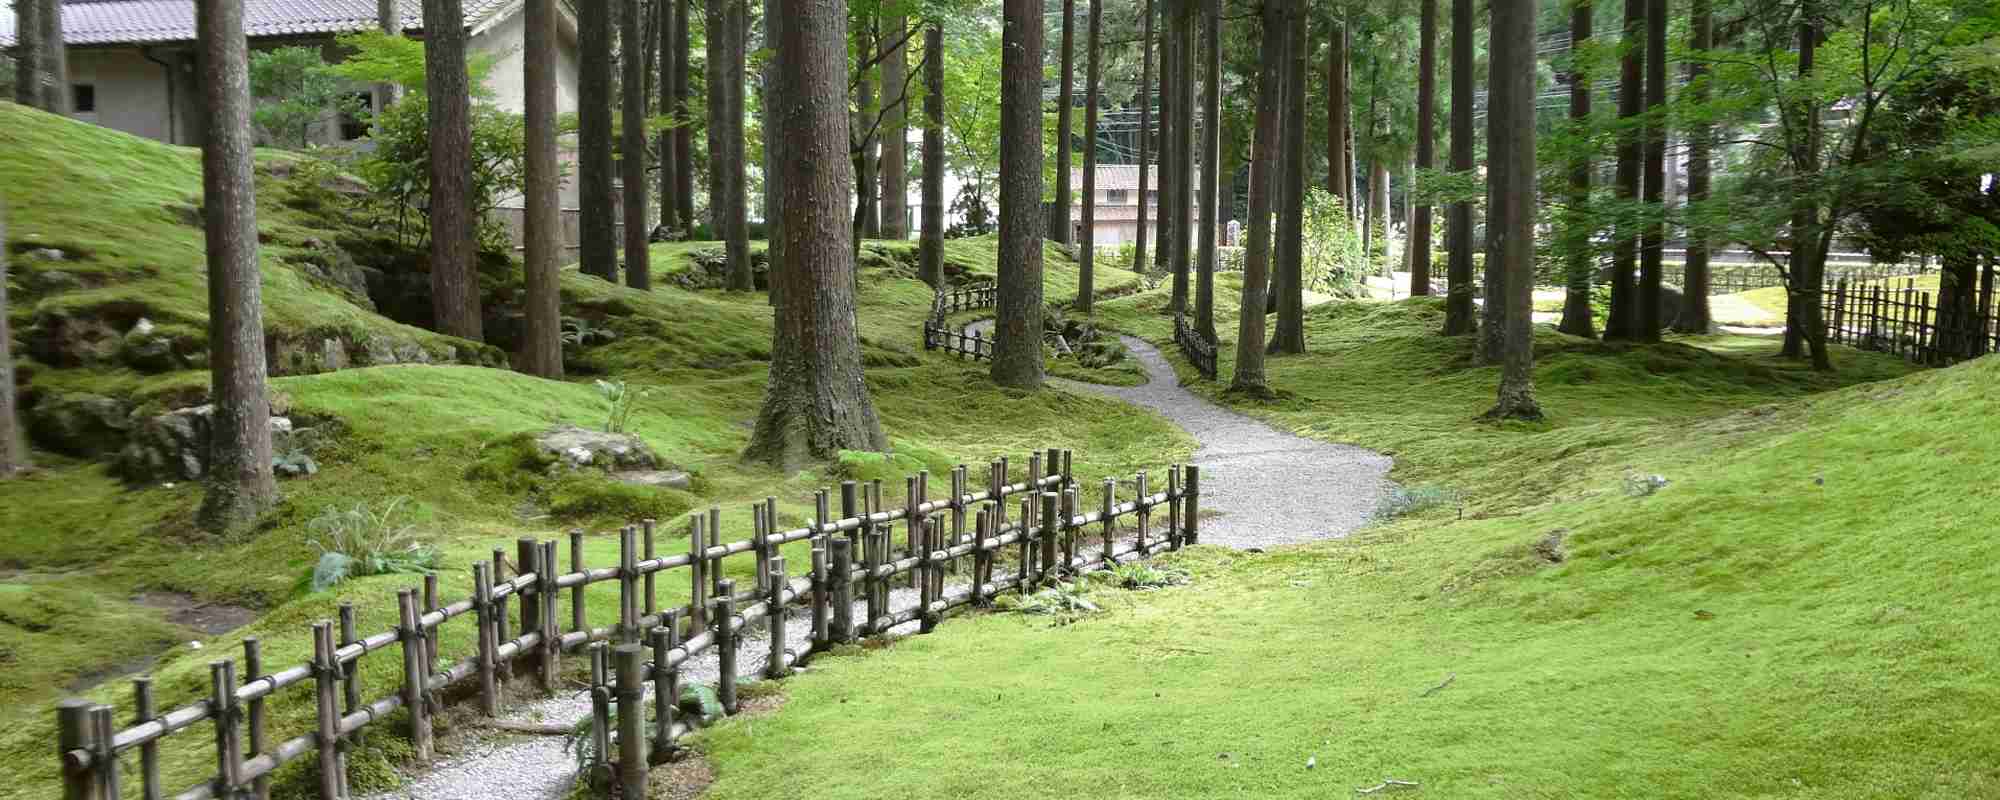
[
  {"x1": 13, "y1": 0, "x2": 40, "y2": 107},
  {"x1": 622, "y1": 0, "x2": 652, "y2": 290},
  {"x1": 1231, "y1": 0, "x2": 1284, "y2": 395},
  {"x1": 375, "y1": 0, "x2": 400, "y2": 113},
  {"x1": 520, "y1": 0, "x2": 564, "y2": 379},
  {"x1": 1326, "y1": 19, "x2": 1350, "y2": 216},
  {"x1": 720, "y1": 0, "x2": 751, "y2": 290},
  {"x1": 1559, "y1": 0, "x2": 1598, "y2": 338},
  {"x1": 855, "y1": 18, "x2": 880, "y2": 242},
  {"x1": 29, "y1": 0, "x2": 66, "y2": 113},
  {"x1": 1193, "y1": 0, "x2": 1220, "y2": 341},
  {"x1": 194, "y1": 0, "x2": 277, "y2": 531},
  {"x1": 744, "y1": 0, "x2": 887, "y2": 469},
  {"x1": 1133, "y1": 0, "x2": 1155, "y2": 275},
  {"x1": 706, "y1": 0, "x2": 726, "y2": 239},
  {"x1": 1269, "y1": 1, "x2": 1306, "y2": 355},
  {"x1": 1169, "y1": 0, "x2": 1195, "y2": 316},
  {"x1": 580, "y1": 0, "x2": 619, "y2": 281},
  {"x1": 658, "y1": 0, "x2": 678, "y2": 236},
  {"x1": 1786, "y1": 5, "x2": 1830, "y2": 370},
  {"x1": 1411, "y1": 0, "x2": 1437, "y2": 296},
  {"x1": 1442, "y1": 0, "x2": 1476, "y2": 335},
  {"x1": 1078, "y1": 0, "x2": 1102, "y2": 314},
  {"x1": 0, "y1": 201, "x2": 25, "y2": 476},
  {"x1": 1605, "y1": 0, "x2": 1644, "y2": 340},
  {"x1": 673, "y1": 0, "x2": 694, "y2": 230},
  {"x1": 762, "y1": 0, "x2": 782, "y2": 306},
  {"x1": 1054, "y1": 0, "x2": 1076, "y2": 246},
  {"x1": 1672, "y1": 0, "x2": 1713, "y2": 333},
  {"x1": 1485, "y1": 0, "x2": 1543, "y2": 421},
  {"x1": 425, "y1": 0, "x2": 484, "y2": 339},
  {"x1": 919, "y1": 23, "x2": 946, "y2": 287},
  {"x1": 880, "y1": 15, "x2": 910, "y2": 240},
  {"x1": 1637, "y1": 0, "x2": 1668, "y2": 340},
  {"x1": 994, "y1": 0, "x2": 1046, "y2": 390},
  {"x1": 1154, "y1": 4, "x2": 1176, "y2": 280}
]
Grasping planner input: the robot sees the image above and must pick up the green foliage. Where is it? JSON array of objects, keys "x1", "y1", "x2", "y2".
[
  {"x1": 1376, "y1": 484, "x2": 1461, "y2": 519},
  {"x1": 248, "y1": 46, "x2": 355, "y2": 150},
  {"x1": 1107, "y1": 561, "x2": 1190, "y2": 590},
  {"x1": 1301, "y1": 189, "x2": 1368, "y2": 298},
  {"x1": 324, "y1": 31, "x2": 499, "y2": 98},
  {"x1": 996, "y1": 580, "x2": 1101, "y2": 626},
  {"x1": 594, "y1": 380, "x2": 646, "y2": 434},
  {"x1": 349, "y1": 94, "x2": 527, "y2": 250},
  {"x1": 304, "y1": 497, "x2": 440, "y2": 592}
]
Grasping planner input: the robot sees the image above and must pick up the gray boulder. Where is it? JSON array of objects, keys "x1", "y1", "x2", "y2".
[
  {"x1": 116, "y1": 405, "x2": 304, "y2": 484},
  {"x1": 534, "y1": 425, "x2": 659, "y2": 472},
  {"x1": 28, "y1": 393, "x2": 133, "y2": 457}
]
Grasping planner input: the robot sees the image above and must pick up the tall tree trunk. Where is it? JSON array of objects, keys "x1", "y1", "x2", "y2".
[
  {"x1": 880, "y1": 15, "x2": 910, "y2": 240},
  {"x1": 723, "y1": 0, "x2": 750, "y2": 290},
  {"x1": 1443, "y1": 0, "x2": 1476, "y2": 335},
  {"x1": 622, "y1": 0, "x2": 652, "y2": 290},
  {"x1": 919, "y1": 22, "x2": 946, "y2": 287},
  {"x1": 1054, "y1": 0, "x2": 1076, "y2": 246},
  {"x1": 994, "y1": 0, "x2": 1046, "y2": 390},
  {"x1": 1231, "y1": 0, "x2": 1285, "y2": 394},
  {"x1": 580, "y1": 0, "x2": 619, "y2": 281},
  {"x1": 1672, "y1": 0, "x2": 1713, "y2": 333},
  {"x1": 13, "y1": 0, "x2": 40, "y2": 107},
  {"x1": 1078, "y1": 0, "x2": 1102, "y2": 314},
  {"x1": 1411, "y1": 0, "x2": 1438, "y2": 296},
  {"x1": 426, "y1": 0, "x2": 484, "y2": 339},
  {"x1": 1326, "y1": 19, "x2": 1350, "y2": 216},
  {"x1": 0, "y1": 201, "x2": 24, "y2": 477},
  {"x1": 745, "y1": 0, "x2": 887, "y2": 469},
  {"x1": 1169, "y1": 0, "x2": 1195, "y2": 316},
  {"x1": 706, "y1": 0, "x2": 727, "y2": 239},
  {"x1": 1782, "y1": 3, "x2": 1828, "y2": 369},
  {"x1": 33, "y1": 0, "x2": 66, "y2": 113},
  {"x1": 1269, "y1": 2, "x2": 1307, "y2": 355},
  {"x1": 1133, "y1": 0, "x2": 1155, "y2": 274},
  {"x1": 375, "y1": 0, "x2": 399, "y2": 112},
  {"x1": 1605, "y1": 0, "x2": 1645, "y2": 339},
  {"x1": 520, "y1": 0, "x2": 564, "y2": 378},
  {"x1": 1485, "y1": 0, "x2": 1543, "y2": 421},
  {"x1": 1154, "y1": 4, "x2": 1176, "y2": 280},
  {"x1": 1193, "y1": 0, "x2": 1220, "y2": 340},
  {"x1": 1637, "y1": 0, "x2": 1667, "y2": 340},
  {"x1": 194, "y1": 0, "x2": 276, "y2": 531},
  {"x1": 673, "y1": 0, "x2": 694, "y2": 230},
  {"x1": 1371, "y1": 160, "x2": 1390, "y2": 272},
  {"x1": 658, "y1": 0, "x2": 678, "y2": 236},
  {"x1": 855, "y1": 18, "x2": 881, "y2": 241},
  {"x1": 1559, "y1": 0, "x2": 1597, "y2": 337},
  {"x1": 763, "y1": 0, "x2": 782, "y2": 305}
]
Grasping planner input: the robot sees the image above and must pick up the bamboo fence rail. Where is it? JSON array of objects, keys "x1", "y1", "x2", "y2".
[
  {"x1": 1173, "y1": 313, "x2": 1218, "y2": 380},
  {"x1": 53, "y1": 454, "x2": 1202, "y2": 800},
  {"x1": 1822, "y1": 269, "x2": 1998, "y2": 366}
]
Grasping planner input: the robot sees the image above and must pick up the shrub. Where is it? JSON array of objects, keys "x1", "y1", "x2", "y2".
[
  {"x1": 998, "y1": 580, "x2": 1102, "y2": 626},
  {"x1": 1108, "y1": 562, "x2": 1190, "y2": 589},
  {"x1": 249, "y1": 46, "x2": 355, "y2": 149},
  {"x1": 1377, "y1": 484, "x2": 1462, "y2": 519},
  {"x1": 306, "y1": 497, "x2": 440, "y2": 591},
  {"x1": 594, "y1": 379, "x2": 646, "y2": 434}
]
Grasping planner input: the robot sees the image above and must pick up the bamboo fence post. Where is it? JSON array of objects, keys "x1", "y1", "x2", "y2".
[
  {"x1": 1184, "y1": 465, "x2": 1202, "y2": 546},
  {"x1": 918, "y1": 519, "x2": 939, "y2": 633},
  {"x1": 422, "y1": 573, "x2": 440, "y2": 666},
  {"x1": 1167, "y1": 465, "x2": 1183, "y2": 550},
  {"x1": 651, "y1": 619, "x2": 677, "y2": 758},
  {"x1": 905, "y1": 475, "x2": 922, "y2": 589},
  {"x1": 767, "y1": 557, "x2": 790, "y2": 677},
  {"x1": 831, "y1": 538, "x2": 855, "y2": 643},
  {"x1": 1832, "y1": 280, "x2": 1848, "y2": 343},
  {"x1": 1043, "y1": 448, "x2": 1059, "y2": 484},
  {"x1": 1101, "y1": 477, "x2": 1117, "y2": 566},
  {"x1": 950, "y1": 466, "x2": 967, "y2": 575},
  {"x1": 643, "y1": 519, "x2": 658, "y2": 619},
  {"x1": 764, "y1": 497, "x2": 779, "y2": 583},
  {"x1": 309, "y1": 624, "x2": 341, "y2": 800},
  {"x1": 1018, "y1": 495, "x2": 1035, "y2": 591},
  {"x1": 57, "y1": 699, "x2": 98, "y2": 800},
  {"x1": 211, "y1": 660, "x2": 243, "y2": 799},
  {"x1": 133, "y1": 677, "x2": 159, "y2": 800},
  {"x1": 687, "y1": 515, "x2": 707, "y2": 634},
  {"x1": 707, "y1": 507, "x2": 724, "y2": 603},
  {"x1": 569, "y1": 529, "x2": 587, "y2": 637},
  {"x1": 1061, "y1": 450, "x2": 1074, "y2": 492},
  {"x1": 614, "y1": 643, "x2": 648, "y2": 799},
  {"x1": 752, "y1": 504, "x2": 770, "y2": 596},
  {"x1": 244, "y1": 637, "x2": 271, "y2": 800},
  {"x1": 1061, "y1": 488, "x2": 1080, "y2": 574},
  {"x1": 988, "y1": 460, "x2": 1006, "y2": 529},
  {"x1": 337, "y1": 604, "x2": 362, "y2": 756},
  {"x1": 473, "y1": 563, "x2": 498, "y2": 716},
  {"x1": 396, "y1": 590, "x2": 432, "y2": 762},
  {"x1": 716, "y1": 579, "x2": 739, "y2": 713},
  {"x1": 1135, "y1": 471, "x2": 1151, "y2": 557},
  {"x1": 1039, "y1": 493, "x2": 1060, "y2": 583},
  {"x1": 90, "y1": 705, "x2": 119, "y2": 800},
  {"x1": 516, "y1": 538, "x2": 541, "y2": 690},
  {"x1": 539, "y1": 539, "x2": 560, "y2": 692},
  {"x1": 972, "y1": 508, "x2": 991, "y2": 606},
  {"x1": 587, "y1": 643, "x2": 611, "y2": 792},
  {"x1": 491, "y1": 548, "x2": 511, "y2": 685},
  {"x1": 863, "y1": 524, "x2": 884, "y2": 635},
  {"x1": 619, "y1": 525, "x2": 638, "y2": 643},
  {"x1": 810, "y1": 539, "x2": 830, "y2": 651}
]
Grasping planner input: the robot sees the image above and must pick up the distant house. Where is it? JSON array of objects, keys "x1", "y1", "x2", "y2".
[
  {"x1": 0, "y1": 0, "x2": 581, "y2": 150},
  {"x1": 1068, "y1": 164, "x2": 1205, "y2": 247}
]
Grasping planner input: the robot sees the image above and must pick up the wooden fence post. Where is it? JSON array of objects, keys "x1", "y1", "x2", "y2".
[
  {"x1": 1017, "y1": 496, "x2": 1035, "y2": 591},
  {"x1": 244, "y1": 637, "x2": 272, "y2": 800},
  {"x1": 916, "y1": 519, "x2": 937, "y2": 633},
  {"x1": 767, "y1": 557, "x2": 790, "y2": 677},
  {"x1": 651, "y1": 618, "x2": 677, "y2": 759},
  {"x1": 133, "y1": 677, "x2": 160, "y2": 800},
  {"x1": 1167, "y1": 465, "x2": 1183, "y2": 550},
  {"x1": 614, "y1": 643, "x2": 648, "y2": 800},
  {"x1": 810, "y1": 539, "x2": 830, "y2": 651},
  {"x1": 619, "y1": 525, "x2": 638, "y2": 643},
  {"x1": 90, "y1": 705, "x2": 119, "y2": 800},
  {"x1": 569, "y1": 530, "x2": 587, "y2": 639},
  {"x1": 1102, "y1": 477, "x2": 1117, "y2": 566},
  {"x1": 491, "y1": 548, "x2": 511, "y2": 685},
  {"x1": 396, "y1": 590, "x2": 432, "y2": 762},
  {"x1": 473, "y1": 563, "x2": 498, "y2": 716},
  {"x1": 831, "y1": 538, "x2": 855, "y2": 643},
  {"x1": 515, "y1": 538, "x2": 541, "y2": 690},
  {"x1": 587, "y1": 643, "x2": 611, "y2": 792},
  {"x1": 972, "y1": 508, "x2": 991, "y2": 607},
  {"x1": 642, "y1": 519, "x2": 658, "y2": 619},
  {"x1": 337, "y1": 603, "x2": 362, "y2": 785},
  {"x1": 707, "y1": 506, "x2": 725, "y2": 604},
  {"x1": 752, "y1": 504, "x2": 770, "y2": 597},
  {"x1": 56, "y1": 699, "x2": 99, "y2": 800},
  {"x1": 1184, "y1": 465, "x2": 1202, "y2": 546},
  {"x1": 905, "y1": 475, "x2": 922, "y2": 589},
  {"x1": 949, "y1": 466, "x2": 967, "y2": 575},
  {"x1": 311, "y1": 624, "x2": 342, "y2": 800},
  {"x1": 1061, "y1": 488, "x2": 1079, "y2": 574},
  {"x1": 1039, "y1": 493, "x2": 1060, "y2": 584},
  {"x1": 988, "y1": 460, "x2": 1007, "y2": 529},
  {"x1": 539, "y1": 539, "x2": 560, "y2": 693},
  {"x1": 422, "y1": 573, "x2": 440, "y2": 667},
  {"x1": 863, "y1": 523, "x2": 884, "y2": 636},
  {"x1": 716, "y1": 579, "x2": 739, "y2": 714},
  {"x1": 211, "y1": 660, "x2": 243, "y2": 799},
  {"x1": 1135, "y1": 471, "x2": 1151, "y2": 557},
  {"x1": 687, "y1": 515, "x2": 707, "y2": 634}
]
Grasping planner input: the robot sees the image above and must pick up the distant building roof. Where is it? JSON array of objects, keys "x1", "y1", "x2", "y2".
[
  {"x1": 1074, "y1": 164, "x2": 1203, "y2": 196},
  {"x1": 0, "y1": 0, "x2": 517, "y2": 47}
]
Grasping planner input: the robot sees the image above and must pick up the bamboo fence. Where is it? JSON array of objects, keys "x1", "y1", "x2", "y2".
[
  {"x1": 1173, "y1": 313, "x2": 1218, "y2": 380},
  {"x1": 1822, "y1": 270, "x2": 1998, "y2": 366},
  {"x1": 54, "y1": 453, "x2": 1202, "y2": 800}
]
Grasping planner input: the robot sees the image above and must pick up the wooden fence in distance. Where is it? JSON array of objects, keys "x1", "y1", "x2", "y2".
[
  {"x1": 1822, "y1": 271, "x2": 1997, "y2": 366},
  {"x1": 1173, "y1": 313, "x2": 1218, "y2": 380},
  {"x1": 54, "y1": 453, "x2": 1201, "y2": 800}
]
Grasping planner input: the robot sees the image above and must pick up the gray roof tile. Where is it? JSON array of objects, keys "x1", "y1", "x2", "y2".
[{"x1": 1, "y1": 0, "x2": 513, "y2": 47}]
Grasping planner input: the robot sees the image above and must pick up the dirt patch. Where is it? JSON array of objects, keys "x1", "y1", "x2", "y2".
[
  {"x1": 647, "y1": 751, "x2": 716, "y2": 800},
  {"x1": 133, "y1": 591, "x2": 259, "y2": 635}
]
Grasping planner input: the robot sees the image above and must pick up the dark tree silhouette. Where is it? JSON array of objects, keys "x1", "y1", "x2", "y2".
[
  {"x1": 1231, "y1": 0, "x2": 1285, "y2": 394},
  {"x1": 1133, "y1": 0, "x2": 1155, "y2": 275},
  {"x1": 1168, "y1": 0, "x2": 1195, "y2": 316},
  {"x1": 1485, "y1": 0, "x2": 1544, "y2": 421},
  {"x1": 1638, "y1": 0, "x2": 1669, "y2": 339},
  {"x1": 13, "y1": 0, "x2": 40, "y2": 106},
  {"x1": 674, "y1": 0, "x2": 694, "y2": 230},
  {"x1": 520, "y1": 0, "x2": 564, "y2": 378},
  {"x1": 194, "y1": 0, "x2": 277, "y2": 531},
  {"x1": 1605, "y1": 0, "x2": 1645, "y2": 339},
  {"x1": 855, "y1": 17, "x2": 880, "y2": 240},
  {"x1": 579, "y1": 0, "x2": 618, "y2": 282},
  {"x1": 880, "y1": 13, "x2": 910, "y2": 240},
  {"x1": 658, "y1": 0, "x2": 679, "y2": 236},
  {"x1": 426, "y1": 0, "x2": 484, "y2": 339},
  {"x1": 1054, "y1": 0, "x2": 1075, "y2": 246},
  {"x1": 1559, "y1": 0, "x2": 1598, "y2": 338},
  {"x1": 1327, "y1": 18, "x2": 1352, "y2": 217},
  {"x1": 1674, "y1": 0, "x2": 1715, "y2": 333},
  {"x1": 1153, "y1": 1, "x2": 1175, "y2": 279},
  {"x1": 1442, "y1": 0, "x2": 1477, "y2": 335},
  {"x1": 1411, "y1": 0, "x2": 1438, "y2": 296},
  {"x1": 993, "y1": 0, "x2": 1046, "y2": 390},
  {"x1": 1193, "y1": 0, "x2": 1219, "y2": 341},
  {"x1": 1078, "y1": 0, "x2": 1102, "y2": 314},
  {"x1": 919, "y1": 22, "x2": 946, "y2": 287},
  {"x1": 622, "y1": 0, "x2": 651, "y2": 290},
  {"x1": 1269, "y1": 0, "x2": 1307, "y2": 355},
  {"x1": 713, "y1": 0, "x2": 750, "y2": 290}
]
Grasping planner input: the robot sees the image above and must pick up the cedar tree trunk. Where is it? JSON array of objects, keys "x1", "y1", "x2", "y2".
[
  {"x1": 1605, "y1": 0, "x2": 1644, "y2": 339},
  {"x1": 919, "y1": 23, "x2": 946, "y2": 287},
  {"x1": 1078, "y1": 0, "x2": 1102, "y2": 314},
  {"x1": 622, "y1": 0, "x2": 652, "y2": 290},
  {"x1": 1485, "y1": 0, "x2": 1544, "y2": 421},
  {"x1": 1559, "y1": 0, "x2": 1597, "y2": 338},
  {"x1": 880, "y1": 15, "x2": 910, "y2": 240},
  {"x1": 426, "y1": 0, "x2": 484, "y2": 339},
  {"x1": 520, "y1": 0, "x2": 564, "y2": 378},
  {"x1": 1411, "y1": 0, "x2": 1437, "y2": 295},
  {"x1": 1231, "y1": 0, "x2": 1284, "y2": 395},
  {"x1": 1442, "y1": 0, "x2": 1477, "y2": 335},
  {"x1": 993, "y1": 0, "x2": 1046, "y2": 390},
  {"x1": 1054, "y1": 0, "x2": 1075, "y2": 246},
  {"x1": 579, "y1": 0, "x2": 619, "y2": 281}
]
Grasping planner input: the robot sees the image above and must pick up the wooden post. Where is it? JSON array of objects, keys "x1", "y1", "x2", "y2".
[
  {"x1": 642, "y1": 519, "x2": 658, "y2": 617},
  {"x1": 767, "y1": 557, "x2": 790, "y2": 677},
  {"x1": 972, "y1": 509, "x2": 991, "y2": 606},
  {"x1": 1135, "y1": 471, "x2": 1151, "y2": 557},
  {"x1": 587, "y1": 643, "x2": 611, "y2": 791},
  {"x1": 917, "y1": 520, "x2": 939, "y2": 633},
  {"x1": 619, "y1": 525, "x2": 638, "y2": 643},
  {"x1": 988, "y1": 460, "x2": 1006, "y2": 529},
  {"x1": 515, "y1": 538, "x2": 541, "y2": 690},
  {"x1": 1167, "y1": 465, "x2": 1183, "y2": 550},
  {"x1": 56, "y1": 699, "x2": 99, "y2": 800},
  {"x1": 396, "y1": 590, "x2": 432, "y2": 762},
  {"x1": 90, "y1": 705, "x2": 119, "y2": 800},
  {"x1": 752, "y1": 503, "x2": 770, "y2": 596},
  {"x1": 651, "y1": 619, "x2": 677, "y2": 758},
  {"x1": 244, "y1": 637, "x2": 272, "y2": 800},
  {"x1": 1018, "y1": 496, "x2": 1035, "y2": 591},
  {"x1": 1183, "y1": 465, "x2": 1201, "y2": 546},
  {"x1": 687, "y1": 514, "x2": 707, "y2": 634},
  {"x1": 539, "y1": 539, "x2": 560, "y2": 692},
  {"x1": 810, "y1": 539, "x2": 830, "y2": 651},
  {"x1": 1039, "y1": 493, "x2": 1060, "y2": 583},
  {"x1": 133, "y1": 678, "x2": 160, "y2": 800},
  {"x1": 569, "y1": 529, "x2": 587, "y2": 636},
  {"x1": 422, "y1": 573, "x2": 440, "y2": 667},
  {"x1": 212, "y1": 660, "x2": 243, "y2": 798},
  {"x1": 863, "y1": 524, "x2": 884, "y2": 635},
  {"x1": 614, "y1": 644, "x2": 648, "y2": 799},
  {"x1": 473, "y1": 563, "x2": 498, "y2": 716},
  {"x1": 1101, "y1": 477, "x2": 1117, "y2": 566},
  {"x1": 715, "y1": 579, "x2": 739, "y2": 713},
  {"x1": 491, "y1": 548, "x2": 511, "y2": 684},
  {"x1": 904, "y1": 475, "x2": 922, "y2": 589},
  {"x1": 310, "y1": 624, "x2": 341, "y2": 800},
  {"x1": 707, "y1": 506, "x2": 724, "y2": 603},
  {"x1": 1044, "y1": 448, "x2": 1060, "y2": 482},
  {"x1": 831, "y1": 537, "x2": 855, "y2": 643},
  {"x1": 1062, "y1": 487, "x2": 1081, "y2": 573},
  {"x1": 949, "y1": 466, "x2": 967, "y2": 575},
  {"x1": 1061, "y1": 449, "x2": 1074, "y2": 491}
]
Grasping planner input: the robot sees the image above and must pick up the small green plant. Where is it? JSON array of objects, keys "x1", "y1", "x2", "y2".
[
  {"x1": 1109, "y1": 562, "x2": 1190, "y2": 590},
  {"x1": 305, "y1": 497, "x2": 440, "y2": 592},
  {"x1": 1377, "y1": 484, "x2": 1462, "y2": 519},
  {"x1": 997, "y1": 580, "x2": 1102, "y2": 626},
  {"x1": 594, "y1": 380, "x2": 647, "y2": 434}
]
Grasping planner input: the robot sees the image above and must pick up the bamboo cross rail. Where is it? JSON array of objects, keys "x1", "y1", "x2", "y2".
[{"x1": 54, "y1": 454, "x2": 1200, "y2": 800}]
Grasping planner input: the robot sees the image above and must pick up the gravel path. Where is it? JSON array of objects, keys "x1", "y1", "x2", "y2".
[{"x1": 967, "y1": 320, "x2": 1395, "y2": 548}]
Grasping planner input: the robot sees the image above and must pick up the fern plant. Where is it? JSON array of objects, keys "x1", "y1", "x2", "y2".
[
  {"x1": 306, "y1": 497, "x2": 440, "y2": 592},
  {"x1": 594, "y1": 380, "x2": 647, "y2": 434}
]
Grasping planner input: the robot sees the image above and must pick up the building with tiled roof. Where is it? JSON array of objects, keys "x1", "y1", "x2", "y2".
[{"x1": 1067, "y1": 164, "x2": 1206, "y2": 247}]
